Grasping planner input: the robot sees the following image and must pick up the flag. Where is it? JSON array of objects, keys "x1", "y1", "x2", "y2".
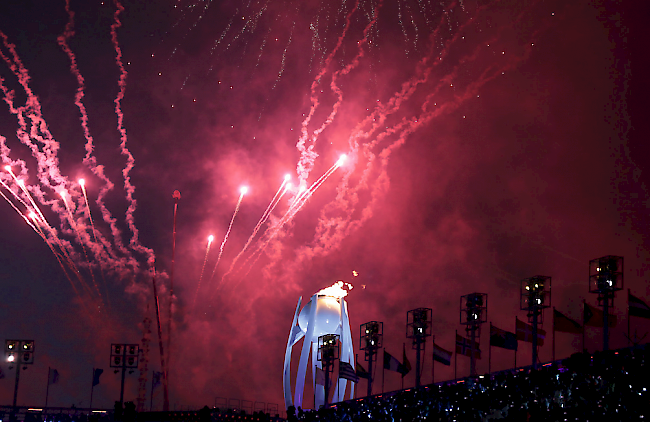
[
  {"x1": 338, "y1": 361, "x2": 359, "y2": 383},
  {"x1": 92, "y1": 368, "x2": 103, "y2": 387},
  {"x1": 490, "y1": 324, "x2": 518, "y2": 351},
  {"x1": 402, "y1": 344, "x2": 412, "y2": 376},
  {"x1": 553, "y1": 309, "x2": 582, "y2": 334},
  {"x1": 152, "y1": 371, "x2": 163, "y2": 389},
  {"x1": 516, "y1": 318, "x2": 545, "y2": 346},
  {"x1": 383, "y1": 350, "x2": 409, "y2": 376},
  {"x1": 455, "y1": 333, "x2": 481, "y2": 359},
  {"x1": 584, "y1": 302, "x2": 616, "y2": 327},
  {"x1": 48, "y1": 368, "x2": 60, "y2": 385},
  {"x1": 315, "y1": 366, "x2": 330, "y2": 388},
  {"x1": 432, "y1": 342, "x2": 452, "y2": 366},
  {"x1": 355, "y1": 362, "x2": 370, "y2": 379},
  {"x1": 629, "y1": 292, "x2": 650, "y2": 319}
]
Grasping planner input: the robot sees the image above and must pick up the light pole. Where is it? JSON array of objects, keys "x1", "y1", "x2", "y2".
[
  {"x1": 317, "y1": 334, "x2": 339, "y2": 409},
  {"x1": 589, "y1": 255, "x2": 623, "y2": 351},
  {"x1": 406, "y1": 308, "x2": 432, "y2": 388},
  {"x1": 360, "y1": 321, "x2": 382, "y2": 397},
  {"x1": 460, "y1": 293, "x2": 487, "y2": 377},
  {"x1": 110, "y1": 343, "x2": 140, "y2": 404},
  {"x1": 5, "y1": 340, "x2": 34, "y2": 422},
  {"x1": 521, "y1": 276, "x2": 551, "y2": 369}
]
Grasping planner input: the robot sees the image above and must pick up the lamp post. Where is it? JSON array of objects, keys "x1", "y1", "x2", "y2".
[
  {"x1": 521, "y1": 276, "x2": 551, "y2": 369},
  {"x1": 317, "y1": 334, "x2": 339, "y2": 409},
  {"x1": 406, "y1": 308, "x2": 431, "y2": 388},
  {"x1": 360, "y1": 321, "x2": 382, "y2": 397},
  {"x1": 460, "y1": 293, "x2": 487, "y2": 377},
  {"x1": 589, "y1": 255, "x2": 623, "y2": 351},
  {"x1": 5, "y1": 340, "x2": 34, "y2": 422},
  {"x1": 110, "y1": 344, "x2": 140, "y2": 404}
]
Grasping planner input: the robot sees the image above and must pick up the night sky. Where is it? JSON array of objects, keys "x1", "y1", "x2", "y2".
[{"x1": 0, "y1": 0, "x2": 649, "y2": 412}]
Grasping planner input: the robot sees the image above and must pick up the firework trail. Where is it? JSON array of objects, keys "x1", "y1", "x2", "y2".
[
  {"x1": 231, "y1": 159, "x2": 345, "y2": 284},
  {"x1": 57, "y1": 0, "x2": 135, "y2": 281},
  {"x1": 0, "y1": 168, "x2": 32, "y2": 212},
  {"x1": 218, "y1": 175, "x2": 291, "y2": 285},
  {"x1": 209, "y1": 187, "x2": 247, "y2": 284},
  {"x1": 111, "y1": 0, "x2": 155, "y2": 267},
  {"x1": 0, "y1": 176, "x2": 40, "y2": 236},
  {"x1": 79, "y1": 178, "x2": 110, "y2": 306},
  {"x1": 295, "y1": 0, "x2": 363, "y2": 187},
  {"x1": 0, "y1": 34, "x2": 100, "y2": 298},
  {"x1": 0, "y1": 0, "x2": 163, "y2": 313},
  {"x1": 61, "y1": 189, "x2": 102, "y2": 299},
  {"x1": 193, "y1": 235, "x2": 214, "y2": 308},
  {"x1": 274, "y1": 0, "x2": 562, "y2": 279}
]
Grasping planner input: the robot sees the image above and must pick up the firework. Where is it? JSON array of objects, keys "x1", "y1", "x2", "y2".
[{"x1": 194, "y1": 234, "x2": 215, "y2": 307}]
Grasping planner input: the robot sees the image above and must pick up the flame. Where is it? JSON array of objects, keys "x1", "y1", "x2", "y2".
[{"x1": 317, "y1": 280, "x2": 353, "y2": 299}]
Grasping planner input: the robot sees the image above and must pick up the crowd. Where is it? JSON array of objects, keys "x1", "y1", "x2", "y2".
[{"x1": 287, "y1": 344, "x2": 648, "y2": 421}]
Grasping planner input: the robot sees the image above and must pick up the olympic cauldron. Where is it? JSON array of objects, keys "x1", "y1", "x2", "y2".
[{"x1": 283, "y1": 281, "x2": 355, "y2": 410}]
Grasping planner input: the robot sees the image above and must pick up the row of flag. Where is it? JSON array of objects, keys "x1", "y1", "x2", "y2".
[
  {"x1": 336, "y1": 291, "x2": 650, "y2": 383},
  {"x1": 41, "y1": 368, "x2": 104, "y2": 386},
  {"x1": 1, "y1": 367, "x2": 167, "y2": 391}
]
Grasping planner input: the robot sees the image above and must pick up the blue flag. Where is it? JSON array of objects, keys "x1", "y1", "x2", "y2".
[
  {"x1": 490, "y1": 324, "x2": 518, "y2": 351},
  {"x1": 92, "y1": 368, "x2": 103, "y2": 387},
  {"x1": 48, "y1": 368, "x2": 60, "y2": 385},
  {"x1": 152, "y1": 371, "x2": 163, "y2": 389}
]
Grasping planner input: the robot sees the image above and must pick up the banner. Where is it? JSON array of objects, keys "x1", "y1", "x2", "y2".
[
  {"x1": 402, "y1": 344, "x2": 412, "y2": 374},
  {"x1": 315, "y1": 366, "x2": 326, "y2": 386},
  {"x1": 629, "y1": 292, "x2": 650, "y2": 319},
  {"x1": 383, "y1": 350, "x2": 409, "y2": 376},
  {"x1": 92, "y1": 368, "x2": 103, "y2": 387},
  {"x1": 490, "y1": 324, "x2": 518, "y2": 350},
  {"x1": 355, "y1": 362, "x2": 370, "y2": 379},
  {"x1": 432, "y1": 342, "x2": 452, "y2": 366},
  {"x1": 553, "y1": 309, "x2": 582, "y2": 334},
  {"x1": 516, "y1": 318, "x2": 545, "y2": 346},
  {"x1": 152, "y1": 371, "x2": 163, "y2": 389},
  {"x1": 455, "y1": 333, "x2": 481, "y2": 359},
  {"x1": 48, "y1": 368, "x2": 60, "y2": 385},
  {"x1": 584, "y1": 302, "x2": 616, "y2": 327},
  {"x1": 338, "y1": 361, "x2": 359, "y2": 383}
]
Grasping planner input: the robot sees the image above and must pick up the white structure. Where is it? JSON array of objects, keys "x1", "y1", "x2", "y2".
[{"x1": 283, "y1": 282, "x2": 355, "y2": 410}]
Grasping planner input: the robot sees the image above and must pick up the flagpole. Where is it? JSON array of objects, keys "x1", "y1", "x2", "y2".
[
  {"x1": 582, "y1": 299, "x2": 586, "y2": 352},
  {"x1": 513, "y1": 318, "x2": 517, "y2": 369},
  {"x1": 354, "y1": 354, "x2": 358, "y2": 400},
  {"x1": 381, "y1": 349, "x2": 385, "y2": 394},
  {"x1": 89, "y1": 368, "x2": 95, "y2": 413},
  {"x1": 431, "y1": 336, "x2": 435, "y2": 385},
  {"x1": 552, "y1": 307, "x2": 555, "y2": 362},
  {"x1": 45, "y1": 367, "x2": 51, "y2": 408},
  {"x1": 454, "y1": 330, "x2": 457, "y2": 380},
  {"x1": 627, "y1": 288, "x2": 631, "y2": 347},
  {"x1": 401, "y1": 343, "x2": 404, "y2": 390},
  {"x1": 488, "y1": 323, "x2": 491, "y2": 375}
]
